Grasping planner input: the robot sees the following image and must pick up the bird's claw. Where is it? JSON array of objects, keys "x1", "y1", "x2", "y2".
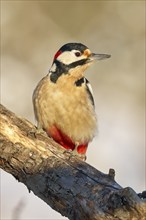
[
  {"x1": 63, "y1": 149, "x2": 73, "y2": 158},
  {"x1": 63, "y1": 149, "x2": 86, "y2": 161},
  {"x1": 27, "y1": 127, "x2": 46, "y2": 138}
]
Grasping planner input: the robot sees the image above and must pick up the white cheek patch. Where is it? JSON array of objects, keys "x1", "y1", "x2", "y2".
[
  {"x1": 49, "y1": 63, "x2": 57, "y2": 72},
  {"x1": 57, "y1": 51, "x2": 86, "y2": 65}
]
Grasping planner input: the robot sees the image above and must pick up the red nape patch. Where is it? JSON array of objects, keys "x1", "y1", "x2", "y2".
[
  {"x1": 54, "y1": 50, "x2": 62, "y2": 60},
  {"x1": 47, "y1": 126, "x2": 88, "y2": 155}
]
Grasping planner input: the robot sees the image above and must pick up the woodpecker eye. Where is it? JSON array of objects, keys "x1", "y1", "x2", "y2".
[{"x1": 75, "y1": 52, "x2": 81, "y2": 57}]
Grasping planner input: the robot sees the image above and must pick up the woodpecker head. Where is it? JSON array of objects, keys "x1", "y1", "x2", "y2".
[{"x1": 49, "y1": 43, "x2": 111, "y2": 83}]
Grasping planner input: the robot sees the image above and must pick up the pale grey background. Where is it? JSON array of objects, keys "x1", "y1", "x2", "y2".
[{"x1": 1, "y1": 1, "x2": 145, "y2": 219}]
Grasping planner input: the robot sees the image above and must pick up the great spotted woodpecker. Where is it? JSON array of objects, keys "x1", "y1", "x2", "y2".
[{"x1": 33, "y1": 43, "x2": 110, "y2": 160}]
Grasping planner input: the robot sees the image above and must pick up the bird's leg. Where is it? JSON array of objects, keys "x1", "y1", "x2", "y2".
[
  {"x1": 74, "y1": 142, "x2": 87, "y2": 161},
  {"x1": 63, "y1": 142, "x2": 78, "y2": 157},
  {"x1": 66, "y1": 142, "x2": 86, "y2": 161},
  {"x1": 74, "y1": 142, "x2": 80, "y2": 155},
  {"x1": 27, "y1": 122, "x2": 46, "y2": 138},
  {"x1": 63, "y1": 148, "x2": 73, "y2": 160},
  {"x1": 36, "y1": 122, "x2": 45, "y2": 134},
  {"x1": 63, "y1": 142, "x2": 86, "y2": 161}
]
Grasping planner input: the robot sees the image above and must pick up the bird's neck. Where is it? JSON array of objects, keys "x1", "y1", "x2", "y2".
[{"x1": 49, "y1": 60, "x2": 89, "y2": 84}]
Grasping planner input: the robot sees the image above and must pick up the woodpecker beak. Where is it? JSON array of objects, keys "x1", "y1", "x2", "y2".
[{"x1": 88, "y1": 53, "x2": 111, "y2": 62}]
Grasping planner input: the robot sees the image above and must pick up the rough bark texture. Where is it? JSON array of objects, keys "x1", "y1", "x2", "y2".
[{"x1": 0, "y1": 104, "x2": 145, "y2": 220}]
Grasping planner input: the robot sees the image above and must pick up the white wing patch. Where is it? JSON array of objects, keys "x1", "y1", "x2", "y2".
[
  {"x1": 86, "y1": 80, "x2": 93, "y2": 97},
  {"x1": 85, "y1": 79, "x2": 95, "y2": 107}
]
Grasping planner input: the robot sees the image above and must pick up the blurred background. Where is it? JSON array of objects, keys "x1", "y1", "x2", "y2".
[{"x1": 1, "y1": 1, "x2": 145, "y2": 219}]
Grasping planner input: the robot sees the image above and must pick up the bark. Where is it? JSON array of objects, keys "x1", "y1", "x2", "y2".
[{"x1": 0, "y1": 104, "x2": 145, "y2": 220}]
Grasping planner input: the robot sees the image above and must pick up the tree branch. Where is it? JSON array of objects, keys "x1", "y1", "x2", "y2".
[{"x1": 0, "y1": 104, "x2": 145, "y2": 220}]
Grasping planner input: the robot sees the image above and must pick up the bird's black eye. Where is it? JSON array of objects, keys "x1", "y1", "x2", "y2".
[{"x1": 75, "y1": 52, "x2": 81, "y2": 57}]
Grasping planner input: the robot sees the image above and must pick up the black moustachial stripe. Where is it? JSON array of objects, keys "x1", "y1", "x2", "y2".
[
  {"x1": 68, "y1": 59, "x2": 88, "y2": 69},
  {"x1": 49, "y1": 60, "x2": 69, "y2": 83},
  {"x1": 50, "y1": 59, "x2": 88, "y2": 83}
]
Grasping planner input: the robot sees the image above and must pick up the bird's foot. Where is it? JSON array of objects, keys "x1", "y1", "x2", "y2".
[
  {"x1": 75, "y1": 153, "x2": 86, "y2": 161},
  {"x1": 63, "y1": 146, "x2": 86, "y2": 161},
  {"x1": 27, "y1": 126, "x2": 46, "y2": 138},
  {"x1": 73, "y1": 143, "x2": 87, "y2": 161},
  {"x1": 63, "y1": 149, "x2": 73, "y2": 157}
]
